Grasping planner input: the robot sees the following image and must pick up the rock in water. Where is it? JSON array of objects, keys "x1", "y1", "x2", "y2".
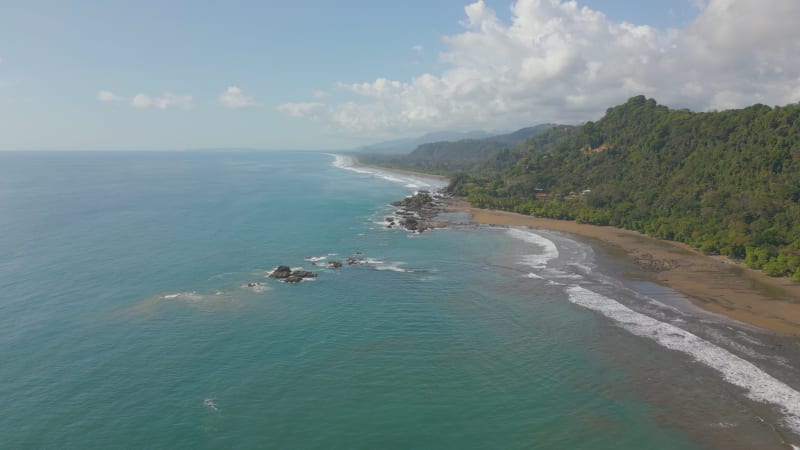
[
  {"x1": 269, "y1": 266, "x2": 292, "y2": 279},
  {"x1": 269, "y1": 266, "x2": 317, "y2": 281},
  {"x1": 328, "y1": 260, "x2": 342, "y2": 269},
  {"x1": 291, "y1": 270, "x2": 317, "y2": 278}
]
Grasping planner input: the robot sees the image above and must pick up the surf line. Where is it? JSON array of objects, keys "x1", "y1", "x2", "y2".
[{"x1": 567, "y1": 285, "x2": 800, "y2": 436}]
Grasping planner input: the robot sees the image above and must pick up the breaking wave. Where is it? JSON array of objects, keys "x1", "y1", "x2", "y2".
[
  {"x1": 329, "y1": 154, "x2": 446, "y2": 191},
  {"x1": 566, "y1": 285, "x2": 800, "y2": 435}
]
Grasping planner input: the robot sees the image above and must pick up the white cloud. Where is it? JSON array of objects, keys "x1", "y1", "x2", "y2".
[
  {"x1": 413, "y1": 45, "x2": 424, "y2": 53},
  {"x1": 97, "y1": 90, "x2": 124, "y2": 102},
  {"x1": 131, "y1": 92, "x2": 193, "y2": 109},
  {"x1": 279, "y1": 0, "x2": 800, "y2": 136},
  {"x1": 337, "y1": 78, "x2": 408, "y2": 99},
  {"x1": 312, "y1": 90, "x2": 331, "y2": 99},
  {"x1": 277, "y1": 102, "x2": 325, "y2": 118},
  {"x1": 219, "y1": 86, "x2": 259, "y2": 109}
]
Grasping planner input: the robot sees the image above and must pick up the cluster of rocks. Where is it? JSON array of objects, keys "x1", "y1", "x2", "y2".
[
  {"x1": 389, "y1": 191, "x2": 449, "y2": 233},
  {"x1": 346, "y1": 252, "x2": 366, "y2": 265},
  {"x1": 265, "y1": 254, "x2": 362, "y2": 284},
  {"x1": 268, "y1": 266, "x2": 318, "y2": 283}
]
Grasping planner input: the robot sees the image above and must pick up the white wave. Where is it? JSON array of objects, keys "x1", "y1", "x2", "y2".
[
  {"x1": 506, "y1": 228, "x2": 559, "y2": 268},
  {"x1": 281, "y1": 277, "x2": 315, "y2": 283},
  {"x1": 330, "y1": 154, "x2": 371, "y2": 174},
  {"x1": 526, "y1": 273, "x2": 545, "y2": 279},
  {"x1": 160, "y1": 291, "x2": 204, "y2": 302},
  {"x1": 566, "y1": 285, "x2": 800, "y2": 435},
  {"x1": 204, "y1": 398, "x2": 220, "y2": 412},
  {"x1": 362, "y1": 258, "x2": 410, "y2": 273},
  {"x1": 568, "y1": 262, "x2": 595, "y2": 276},
  {"x1": 242, "y1": 283, "x2": 270, "y2": 293},
  {"x1": 328, "y1": 154, "x2": 447, "y2": 191},
  {"x1": 304, "y1": 256, "x2": 327, "y2": 262},
  {"x1": 541, "y1": 268, "x2": 583, "y2": 280},
  {"x1": 375, "y1": 264, "x2": 408, "y2": 273}
]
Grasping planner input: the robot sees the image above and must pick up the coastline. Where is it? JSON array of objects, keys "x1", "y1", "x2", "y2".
[
  {"x1": 348, "y1": 155, "x2": 451, "y2": 183},
  {"x1": 467, "y1": 207, "x2": 800, "y2": 336},
  {"x1": 344, "y1": 157, "x2": 800, "y2": 335}
]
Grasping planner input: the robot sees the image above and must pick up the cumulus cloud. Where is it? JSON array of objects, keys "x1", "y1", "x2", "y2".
[
  {"x1": 413, "y1": 45, "x2": 425, "y2": 53},
  {"x1": 279, "y1": 0, "x2": 800, "y2": 136},
  {"x1": 131, "y1": 92, "x2": 193, "y2": 109},
  {"x1": 219, "y1": 86, "x2": 259, "y2": 108},
  {"x1": 97, "y1": 90, "x2": 124, "y2": 102},
  {"x1": 277, "y1": 102, "x2": 326, "y2": 118}
]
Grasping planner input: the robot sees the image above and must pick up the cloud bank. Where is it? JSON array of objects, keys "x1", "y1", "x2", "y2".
[{"x1": 280, "y1": 0, "x2": 800, "y2": 136}]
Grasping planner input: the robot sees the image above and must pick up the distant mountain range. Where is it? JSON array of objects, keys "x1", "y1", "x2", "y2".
[
  {"x1": 355, "y1": 130, "x2": 497, "y2": 154},
  {"x1": 358, "y1": 124, "x2": 559, "y2": 172}
]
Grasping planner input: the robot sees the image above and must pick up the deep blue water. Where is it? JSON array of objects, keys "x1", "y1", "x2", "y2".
[{"x1": 1, "y1": 151, "x2": 797, "y2": 449}]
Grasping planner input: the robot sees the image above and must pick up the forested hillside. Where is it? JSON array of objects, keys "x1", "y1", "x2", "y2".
[
  {"x1": 359, "y1": 124, "x2": 557, "y2": 173},
  {"x1": 448, "y1": 96, "x2": 800, "y2": 279}
]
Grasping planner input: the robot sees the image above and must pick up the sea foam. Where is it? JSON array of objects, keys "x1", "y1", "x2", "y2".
[
  {"x1": 328, "y1": 154, "x2": 446, "y2": 191},
  {"x1": 506, "y1": 228, "x2": 559, "y2": 268},
  {"x1": 566, "y1": 285, "x2": 800, "y2": 435}
]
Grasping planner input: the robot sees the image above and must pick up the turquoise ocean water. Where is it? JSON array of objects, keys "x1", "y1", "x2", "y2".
[{"x1": 1, "y1": 151, "x2": 799, "y2": 449}]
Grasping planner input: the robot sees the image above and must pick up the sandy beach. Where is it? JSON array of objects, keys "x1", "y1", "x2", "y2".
[
  {"x1": 352, "y1": 156, "x2": 800, "y2": 336},
  {"x1": 467, "y1": 207, "x2": 800, "y2": 336},
  {"x1": 349, "y1": 157, "x2": 451, "y2": 183}
]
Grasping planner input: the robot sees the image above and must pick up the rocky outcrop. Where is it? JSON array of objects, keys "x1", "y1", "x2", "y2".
[
  {"x1": 328, "y1": 260, "x2": 343, "y2": 268},
  {"x1": 269, "y1": 266, "x2": 318, "y2": 283},
  {"x1": 268, "y1": 266, "x2": 293, "y2": 279},
  {"x1": 390, "y1": 190, "x2": 450, "y2": 233}
]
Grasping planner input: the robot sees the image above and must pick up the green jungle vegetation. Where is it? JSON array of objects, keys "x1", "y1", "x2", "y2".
[
  {"x1": 358, "y1": 124, "x2": 557, "y2": 173},
  {"x1": 387, "y1": 96, "x2": 800, "y2": 280}
]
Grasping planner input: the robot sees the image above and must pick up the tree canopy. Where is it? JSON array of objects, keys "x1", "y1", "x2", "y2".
[{"x1": 446, "y1": 96, "x2": 800, "y2": 280}]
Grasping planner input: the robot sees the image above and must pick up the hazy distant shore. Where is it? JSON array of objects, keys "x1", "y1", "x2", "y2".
[
  {"x1": 348, "y1": 155, "x2": 451, "y2": 184},
  {"x1": 467, "y1": 207, "x2": 800, "y2": 336}
]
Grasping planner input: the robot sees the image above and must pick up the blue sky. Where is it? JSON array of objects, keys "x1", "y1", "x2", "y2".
[{"x1": 1, "y1": 0, "x2": 798, "y2": 150}]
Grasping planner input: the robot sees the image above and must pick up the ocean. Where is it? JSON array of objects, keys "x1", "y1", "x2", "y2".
[{"x1": 1, "y1": 150, "x2": 798, "y2": 449}]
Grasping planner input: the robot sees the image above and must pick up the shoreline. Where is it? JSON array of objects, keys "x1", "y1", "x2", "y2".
[
  {"x1": 345, "y1": 158, "x2": 800, "y2": 336},
  {"x1": 347, "y1": 155, "x2": 451, "y2": 183},
  {"x1": 466, "y1": 207, "x2": 800, "y2": 336}
]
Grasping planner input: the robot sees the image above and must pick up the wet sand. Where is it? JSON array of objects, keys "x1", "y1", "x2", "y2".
[{"x1": 466, "y1": 207, "x2": 800, "y2": 336}]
